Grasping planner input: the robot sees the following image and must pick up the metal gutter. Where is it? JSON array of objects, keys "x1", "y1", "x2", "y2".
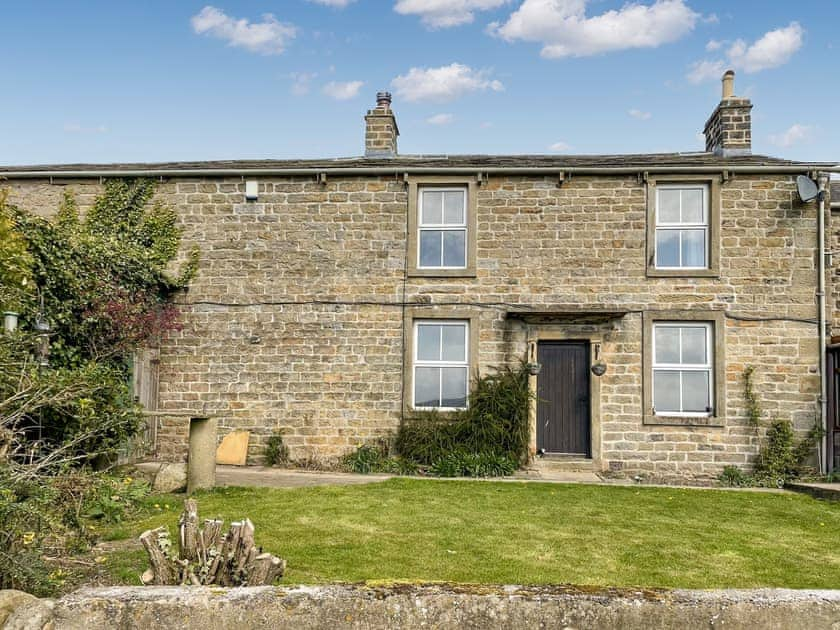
[{"x1": 1, "y1": 164, "x2": 839, "y2": 179}]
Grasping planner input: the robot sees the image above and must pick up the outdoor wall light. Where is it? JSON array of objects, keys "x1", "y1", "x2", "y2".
[
  {"x1": 3, "y1": 311, "x2": 18, "y2": 333},
  {"x1": 591, "y1": 343, "x2": 607, "y2": 377},
  {"x1": 245, "y1": 180, "x2": 259, "y2": 201},
  {"x1": 526, "y1": 341, "x2": 541, "y2": 375},
  {"x1": 34, "y1": 298, "x2": 51, "y2": 368}
]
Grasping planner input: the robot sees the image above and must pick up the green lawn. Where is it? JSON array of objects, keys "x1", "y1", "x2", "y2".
[{"x1": 105, "y1": 479, "x2": 840, "y2": 589}]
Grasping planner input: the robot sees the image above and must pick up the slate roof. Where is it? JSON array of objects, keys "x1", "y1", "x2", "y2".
[{"x1": 0, "y1": 152, "x2": 834, "y2": 175}]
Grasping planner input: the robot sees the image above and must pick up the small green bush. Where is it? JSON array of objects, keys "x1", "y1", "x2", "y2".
[
  {"x1": 395, "y1": 413, "x2": 459, "y2": 464},
  {"x1": 396, "y1": 364, "x2": 531, "y2": 470},
  {"x1": 264, "y1": 431, "x2": 290, "y2": 467},
  {"x1": 0, "y1": 471, "x2": 60, "y2": 595},
  {"x1": 344, "y1": 443, "x2": 389, "y2": 474},
  {"x1": 753, "y1": 419, "x2": 821, "y2": 488},
  {"x1": 84, "y1": 475, "x2": 150, "y2": 524},
  {"x1": 380, "y1": 456, "x2": 420, "y2": 476},
  {"x1": 343, "y1": 442, "x2": 421, "y2": 475},
  {"x1": 429, "y1": 450, "x2": 518, "y2": 478},
  {"x1": 429, "y1": 452, "x2": 462, "y2": 478},
  {"x1": 718, "y1": 465, "x2": 751, "y2": 487},
  {"x1": 0, "y1": 468, "x2": 149, "y2": 595}
]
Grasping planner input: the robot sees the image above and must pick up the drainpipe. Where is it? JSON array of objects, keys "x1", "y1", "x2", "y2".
[{"x1": 818, "y1": 174, "x2": 829, "y2": 474}]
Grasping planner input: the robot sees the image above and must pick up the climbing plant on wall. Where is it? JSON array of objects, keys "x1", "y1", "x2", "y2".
[{"x1": 0, "y1": 179, "x2": 198, "y2": 461}]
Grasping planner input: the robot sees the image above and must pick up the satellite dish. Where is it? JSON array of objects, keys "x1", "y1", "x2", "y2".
[{"x1": 796, "y1": 175, "x2": 819, "y2": 202}]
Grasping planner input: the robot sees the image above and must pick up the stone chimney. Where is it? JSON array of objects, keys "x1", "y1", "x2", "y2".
[
  {"x1": 703, "y1": 70, "x2": 752, "y2": 156},
  {"x1": 365, "y1": 92, "x2": 399, "y2": 157}
]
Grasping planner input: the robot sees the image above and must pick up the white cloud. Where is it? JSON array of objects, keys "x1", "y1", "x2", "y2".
[
  {"x1": 64, "y1": 123, "x2": 108, "y2": 134},
  {"x1": 322, "y1": 80, "x2": 364, "y2": 100},
  {"x1": 191, "y1": 6, "x2": 297, "y2": 55},
  {"x1": 727, "y1": 22, "x2": 803, "y2": 73},
  {"x1": 493, "y1": 0, "x2": 699, "y2": 58},
  {"x1": 307, "y1": 0, "x2": 355, "y2": 6},
  {"x1": 290, "y1": 72, "x2": 317, "y2": 96},
  {"x1": 628, "y1": 109, "x2": 652, "y2": 120},
  {"x1": 769, "y1": 123, "x2": 812, "y2": 148},
  {"x1": 549, "y1": 141, "x2": 572, "y2": 151},
  {"x1": 391, "y1": 63, "x2": 503, "y2": 102},
  {"x1": 427, "y1": 113, "x2": 455, "y2": 125},
  {"x1": 686, "y1": 59, "x2": 726, "y2": 84},
  {"x1": 394, "y1": 0, "x2": 508, "y2": 28},
  {"x1": 687, "y1": 22, "x2": 804, "y2": 83}
]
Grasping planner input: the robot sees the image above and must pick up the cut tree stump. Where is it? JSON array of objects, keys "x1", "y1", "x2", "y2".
[{"x1": 139, "y1": 499, "x2": 286, "y2": 586}]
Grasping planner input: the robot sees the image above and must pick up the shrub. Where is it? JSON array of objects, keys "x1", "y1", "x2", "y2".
[
  {"x1": 429, "y1": 450, "x2": 518, "y2": 478},
  {"x1": 0, "y1": 470, "x2": 61, "y2": 595},
  {"x1": 394, "y1": 412, "x2": 459, "y2": 465},
  {"x1": 264, "y1": 431, "x2": 290, "y2": 467},
  {"x1": 753, "y1": 419, "x2": 821, "y2": 488},
  {"x1": 381, "y1": 456, "x2": 419, "y2": 476},
  {"x1": 718, "y1": 465, "x2": 751, "y2": 487},
  {"x1": 396, "y1": 364, "x2": 531, "y2": 470},
  {"x1": 0, "y1": 469, "x2": 148, "y2": 595},
  {"x1": 429, "y1": 452, "x2": 462, "y2": 478},
  {"x1": 83, "y1": 475, "x2": 150, "y2": 524},
  {"x1": 343, "y1": 442, "x2": 420, "y2": 475},
  {"x1": 344, "y1": 443, "x2": 389, "y2": 474}
]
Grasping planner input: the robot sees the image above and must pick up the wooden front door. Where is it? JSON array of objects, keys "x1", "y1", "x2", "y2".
[{"x1": 537, "y1": 341, "x2": 591, "y2": 456}]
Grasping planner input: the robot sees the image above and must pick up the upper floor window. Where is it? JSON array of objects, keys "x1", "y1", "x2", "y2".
[
  {"x1": 418, "y1": 187, "x2": 467, "y2": 269},
  {"x1": 654, "y1": 184, "x2": 709, "y2": 270},
  {"x1": 413, "y1": 320, "x2": 469, "y2": 410},
  {"x1": 652, "y1": 322, "x2": 713, "y2": 416}
]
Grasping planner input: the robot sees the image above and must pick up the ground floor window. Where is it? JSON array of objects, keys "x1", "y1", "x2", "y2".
[
  {"x1": 413, "y1": 320, "x2": 469, "y2": 409},
  {"x1": 652, "y1": 322, "x2": 713, "y2": 415}
]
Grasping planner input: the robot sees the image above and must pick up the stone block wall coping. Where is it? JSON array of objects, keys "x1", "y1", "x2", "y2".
[{"x1": 21, "y1": 584, "x2": 840, "y2": 630}]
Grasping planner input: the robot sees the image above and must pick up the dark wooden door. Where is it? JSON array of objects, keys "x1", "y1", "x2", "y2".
[
  {"x1": 537, "y1": 341, "x2": 591, "y2": 456},
  {"x1": 827, "y1": 347, "x2": 840, "y2": 472}
]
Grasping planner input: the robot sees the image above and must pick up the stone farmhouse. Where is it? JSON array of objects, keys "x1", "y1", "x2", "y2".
[{"x1": 3, "y1": 71, "x2": 837, "y2": 482}]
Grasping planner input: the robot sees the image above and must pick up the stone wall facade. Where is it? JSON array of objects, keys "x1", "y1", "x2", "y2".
[{"x1": 4, "y1": 172, "x2": 828, "y2": 482}]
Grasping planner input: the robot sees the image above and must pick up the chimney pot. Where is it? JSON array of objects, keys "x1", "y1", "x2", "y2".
[
  {"x1": 376, "y1": 91, "x2": 392, "y2": 109},
  {"x1": 721, "y1": 70, "x2": 735, "y2": 99}
]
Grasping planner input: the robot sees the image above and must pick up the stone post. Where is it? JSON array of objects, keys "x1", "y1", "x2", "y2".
[{"x1": 187, "y1": 416, "x2": 217, "y2": 493}]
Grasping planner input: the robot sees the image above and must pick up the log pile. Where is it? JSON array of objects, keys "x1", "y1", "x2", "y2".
[{"x1": 139, "y1": 498, "x2": 286, "y2": 586}]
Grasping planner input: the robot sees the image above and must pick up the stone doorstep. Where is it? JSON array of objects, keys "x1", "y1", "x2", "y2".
[
  {"x1": 41, "y1": 585, "x2": 840, "y2": 630},
  {"x1": 532, "y1": 454, "x2": 598, "y2": 474}
]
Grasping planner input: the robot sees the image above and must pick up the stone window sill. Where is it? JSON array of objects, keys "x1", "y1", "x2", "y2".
[
  {"x1": 643, "y1": 414, "x2": 724, "y2": 427},
  {"x1": 407, "y1": 269, "x2": 477, "y2": 279},
  {"x1": 646, "y1": 268, "x2": 720, "y2": 279}
]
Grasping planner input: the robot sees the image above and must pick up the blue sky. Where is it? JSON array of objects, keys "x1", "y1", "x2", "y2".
[{"x1": 1, "y1": 0, "x2": 838, "y2": 165}]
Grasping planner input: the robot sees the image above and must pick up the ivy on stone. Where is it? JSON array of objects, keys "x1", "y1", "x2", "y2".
[{"x1": 1, "y1": 179, "x2": 198, "y2": 462}]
